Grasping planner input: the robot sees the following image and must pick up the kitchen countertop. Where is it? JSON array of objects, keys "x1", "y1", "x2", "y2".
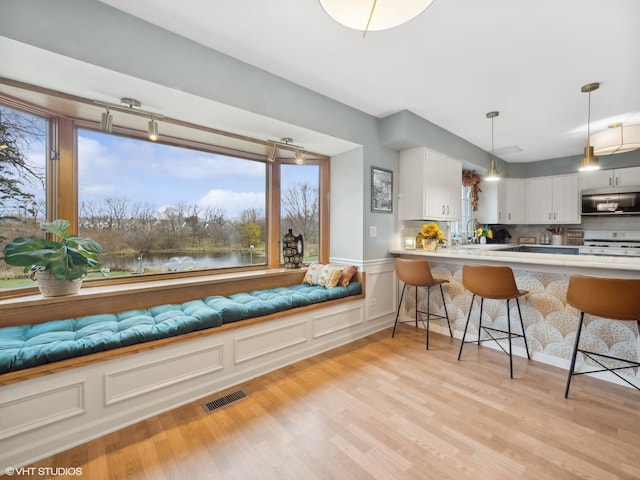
[{"x1": 389, "y1": 244, "x2": 640, "y2": 273}]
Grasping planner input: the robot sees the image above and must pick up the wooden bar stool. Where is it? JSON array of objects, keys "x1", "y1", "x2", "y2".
[
  {"x1": 458, "y1": 264, "x2": 530, "y2": 378},
  {"x1": 392, "y1": 258, "x2": 452, "y2": 349},
  {"x1": 564, "y1": 274, "x2": 640, "y2": 398}
]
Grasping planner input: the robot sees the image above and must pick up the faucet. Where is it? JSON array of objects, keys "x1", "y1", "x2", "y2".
[{"x1": 466, "y1": 219, "x2": 478, "y2": 244}]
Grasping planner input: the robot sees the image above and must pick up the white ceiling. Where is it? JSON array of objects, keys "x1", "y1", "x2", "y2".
[
  {"x1": 3, "y1": 1, "x2": 640, "y2": 164},
  {"x1": 95, "y1": 0, "x2": 640, "y2": 163}
]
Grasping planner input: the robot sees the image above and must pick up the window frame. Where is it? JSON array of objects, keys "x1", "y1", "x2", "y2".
[{"x1": 0, "y1": 88, "x2": 330, "y2": 297}]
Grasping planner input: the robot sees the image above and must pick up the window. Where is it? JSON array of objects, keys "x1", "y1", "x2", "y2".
[
  {"x1": 0, "y1": 105, "x2": 48, "y2": 289},
  {"x1": 0, "y1": 88, "x2": 330, "y2": 293},
  {"x1": 77, "y1": 129, "x2": 267, "y2": 276}
]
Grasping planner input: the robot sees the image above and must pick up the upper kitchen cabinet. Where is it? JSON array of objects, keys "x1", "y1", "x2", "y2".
[
  {"x1": 399, "y1": 147, "x2": 462, "y2": 221},
  {"x1": 476, "y1": 178, "x2": 526, "y2": 224},
  {"x1": 579, "y1": 166, "x2": 640, "y2": 190},
  {"x1": 525, "y1": 174, "x2": 580, "y2": 224}
]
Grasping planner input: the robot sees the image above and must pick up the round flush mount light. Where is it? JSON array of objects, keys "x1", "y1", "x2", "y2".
[{"x1": 318, "y1": 0, "x2": 434, "y2": 35}]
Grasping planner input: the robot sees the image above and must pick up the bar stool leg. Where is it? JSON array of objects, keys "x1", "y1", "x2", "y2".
[
  {"x1": 458, "y1": 294, "x2": 476, "y2": 360},
  {"x1": 426, "y1": 286, "x2": 431, "y2": 349},
  {"x1": 516, "y1": 298, "x2": 530, "y2": 359},
  {"x1": 477, "y1": 298, "x2": 484, "y2": 345},
  {"x1": 414, "y1": 286, "x2": 418, "y2": 327},
  {"x1": 392, "y1": 284, "x2": 407, "y2": 338},
  {"x1": 440, "y1": 284, "x2": 453, "y2": 337},
  {"x1": 564, "y1": 312, "x2": 585, "y2": 398},
  {"x1": 507, "y1": 298, "x2": 514, "y2": 379}
]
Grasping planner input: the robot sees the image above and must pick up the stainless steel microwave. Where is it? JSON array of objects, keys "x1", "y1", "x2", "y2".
[{"x1": 581, "y1": 187, "x2": 640, "y2": 215}]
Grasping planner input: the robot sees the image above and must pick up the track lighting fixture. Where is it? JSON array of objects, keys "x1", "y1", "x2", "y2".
[
  {"x1": 266, "y1": 137, "x2": 306, "y2": 164},
  {"x1": 100, "y1": 107, "x2": 113, "y2": 133},
  {"x1": 485, "y1": 111, "x2": 500, "y2": 181},
  {"x1": 148, "y1": 117, "x2": 159, "y2": 141},
  {"x1": 267, "y1": 144, "x2": 278, "y2": 162},
  {"x1": 578, "y1": 82, "x2": 600, "y2": 172}
]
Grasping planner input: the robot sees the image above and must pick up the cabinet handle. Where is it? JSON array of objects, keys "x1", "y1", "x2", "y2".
[
  {"x1": 508, "y1": 213, "x2": 511, "y2": 221},
  {"x1": 615, "y1": 176, "x2": 619, "y2": 186},
  {"x1": 609, "y1": 177, "x2": 612, "y2": 187},
  {"x1": 446, "y1": 205, "x2": 450, "y2": 215},
  {"x1": 553, "y1": 212, "x2": 557, "y2": 220},
  {"x1": 442, "y1": 205, "x2": 445, "y2": 214},
  {"x1": 548, "y1": 212, "x2": 552, "y2": 220}
]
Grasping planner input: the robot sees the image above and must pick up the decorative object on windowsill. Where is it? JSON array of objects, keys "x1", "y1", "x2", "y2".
[
  {"x1": 476, "y1": 225, "x2": 493, "y2": 244},
  {"x1": 462, "y1": 170, "x2": 482, "y2": 211},
  {"x1": 2, "y1": 219, "x2": 102, "y2": 297},
  {"x1": 417, "y1": 223, "x2": 444, "y2": 251},
  {"x1": 282, "y1": 228, "x2": 304, "y2": 269}
]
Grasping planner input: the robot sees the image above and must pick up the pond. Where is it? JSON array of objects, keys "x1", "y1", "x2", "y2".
[{"x1": 101, "y1": 251, "x2": 265, "y2": 273}]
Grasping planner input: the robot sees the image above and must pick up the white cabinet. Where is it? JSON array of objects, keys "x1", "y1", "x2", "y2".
[
  {"x1": 476, "y1": 178, "x2": 526, "y2": 224},
  {"x1": 525, "y1": 174, "x2": 580, "y2": 224},
  {"x1": 399, "y1": 147, "x2": 462, "y2": 221},
  {"x1": 579, "y1": 166, "x2": 640, "y2": 190}
]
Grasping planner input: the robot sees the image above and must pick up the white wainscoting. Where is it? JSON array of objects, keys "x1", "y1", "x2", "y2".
[{"x1": 0, "y1": 259, "x2": 397, "y2": 470}]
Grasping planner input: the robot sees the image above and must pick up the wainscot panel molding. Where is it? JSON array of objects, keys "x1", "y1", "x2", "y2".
[{"x1": 363, "y1": 258, "x2": 396, "y2": 322}]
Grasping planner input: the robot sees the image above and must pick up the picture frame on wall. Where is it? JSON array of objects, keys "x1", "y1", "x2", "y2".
[{"x1": 371, "y1": 166, "x2": 393, "y2": 213}]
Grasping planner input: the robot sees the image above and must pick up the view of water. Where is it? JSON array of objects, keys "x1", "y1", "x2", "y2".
[{"x1": 101, "y1": 251, "x2": 265, "y2": 272}]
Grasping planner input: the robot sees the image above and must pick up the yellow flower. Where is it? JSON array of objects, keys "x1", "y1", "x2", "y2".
[
  {"x1": 418, "y1": 223, "x2": 444, "y2": 240},
  {"x1": 477, "y1": 225, "x2": 493, "y2": 238}
]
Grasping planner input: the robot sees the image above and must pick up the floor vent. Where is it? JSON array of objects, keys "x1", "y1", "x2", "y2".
[{"x1": 202, "y1": 389, "x2": 248, "y2": 413}]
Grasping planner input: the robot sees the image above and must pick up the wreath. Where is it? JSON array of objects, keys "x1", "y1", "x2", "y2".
[{"x1": 462, "y1": 170, "x2": 482, "y2": 211}]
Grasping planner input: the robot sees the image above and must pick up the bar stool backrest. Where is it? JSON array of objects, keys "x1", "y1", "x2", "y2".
[
  {"x1": 395, "y1": 258, "x2": 437, "y2": 287},
  {"x1": 462, "y1": 264, "x2": 522, "y2": 300},
  {"x1": 566, "y1": 275, "x2": 640, "y2": 321}
]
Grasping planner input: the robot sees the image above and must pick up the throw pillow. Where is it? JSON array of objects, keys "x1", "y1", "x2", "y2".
[
  {"x1": 339, "y1": 265, "x2": 358, "y2": 287},
  {"x1": 318, "y1": 264, "x2": 343, "y2": 288},
  {"x1": 303, "y1": 262, "x2": 323, "y2": 285}
]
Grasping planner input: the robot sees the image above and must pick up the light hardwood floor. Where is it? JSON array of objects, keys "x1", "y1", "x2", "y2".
[{"x1": 22, "y1": 328, "x2": 640, "y2": 479}]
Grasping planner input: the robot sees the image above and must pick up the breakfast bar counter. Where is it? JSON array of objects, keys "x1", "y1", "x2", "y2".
[{"x1": 388, "y1": 245, "x2": 640, "y2": 387}]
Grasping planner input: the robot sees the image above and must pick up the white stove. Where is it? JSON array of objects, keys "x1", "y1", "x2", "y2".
[{"x1": 579, "y1": 230, "x2": 640, "y2": 257}]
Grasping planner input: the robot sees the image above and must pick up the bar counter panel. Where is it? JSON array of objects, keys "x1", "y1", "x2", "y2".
[{"x1": 389, "y1": 247, "x2": 640, "y2": 386}]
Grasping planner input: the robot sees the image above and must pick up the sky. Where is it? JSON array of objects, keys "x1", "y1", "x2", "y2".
[{"x1": 77, "y1": 129, "x2": 316, "y2": 220}]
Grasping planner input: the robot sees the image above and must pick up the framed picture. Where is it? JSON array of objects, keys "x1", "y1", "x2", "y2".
[{"x1": 371, "y1": 166, "x2": 393, "y2": 213}]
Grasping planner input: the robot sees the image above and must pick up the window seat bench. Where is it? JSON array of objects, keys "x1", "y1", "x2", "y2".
[{"x1": 0, "y1": 281, "x2": 362, "y2": 377}]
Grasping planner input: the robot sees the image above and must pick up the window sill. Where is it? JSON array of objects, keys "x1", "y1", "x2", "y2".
[{"x1": 0, "y1": 268, "x2": 307, "y2": 327}]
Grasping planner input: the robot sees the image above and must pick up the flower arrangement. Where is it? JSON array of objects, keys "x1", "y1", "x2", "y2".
[
  {"x1": 477, "y1": 225, "x2": 493, "y2": 239},
  {"x1": 462, "y1": 170, "x2": 482, "y2": 211},
  {"x1": 417, "y1": 223, "x2": 444, "y2": 242}
]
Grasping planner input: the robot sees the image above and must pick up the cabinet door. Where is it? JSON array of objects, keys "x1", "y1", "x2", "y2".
[
  {"x1": 616, "y1": 166, "x2": 640, "y2": 187},
  {"x1": 552, "y1": 175, "x2": 579, "y2": 223},
  {"x1": 504, "y1": 178, "x2": 526, "y2": 224},
  {"x1": 579, "y1": 170, "x2": 612, "y2": 190},
  {"x1": 525, "y1": 177, "x2": 553, "y2": 224},
  {"x1": 443, "y1": 155, "x2": 462, "y2": 221},
  {"x1": 475, "y1": 181, "x2": 500, "y2": 224},
  {"x1": 398, "y1": 148, "x2": 426, "y2": 220}
]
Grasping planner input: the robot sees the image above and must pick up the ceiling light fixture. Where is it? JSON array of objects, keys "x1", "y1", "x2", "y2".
[
  {"x1": 266, "y1": 137, "x2": 306, "y2": 164},
  {"x1": 148, "y1": 116, "x2": 159, "y2": 141},
  {"x1": 318, "y1": 0, "x2": 434, "y2": 37},
  {"x1": 100, "y1": 107, "x2": 113, "y2": 133},
  {"x1": 294, "y1": 150, "x2": 305, "y2": 165},
  {"x1": 578, "y1": 82, "x2": 601, "y2": 172},
  {"x1": 485, "y1": 111, "x2": 500, "y2": 181},
  {"x1": 591, "y1": 122, "x2": 640, "y2": 155}
]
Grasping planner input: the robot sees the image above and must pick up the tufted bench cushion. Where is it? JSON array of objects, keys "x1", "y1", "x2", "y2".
[{"x1": 0, "y1": 282, "x2": 362, "y2": 374}]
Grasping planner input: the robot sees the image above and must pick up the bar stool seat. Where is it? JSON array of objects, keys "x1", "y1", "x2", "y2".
[
  {"x1": 392, "y1": 258, "x2": 452, "y2": 349},
  {"x1": 564, "y1": 274, "x2": 640, "y2": 398},
  {"x1": 457, "y1": 264, "x2": 530, "y2": 378}
]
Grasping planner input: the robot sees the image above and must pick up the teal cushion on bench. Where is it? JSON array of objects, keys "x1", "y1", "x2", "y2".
[{"x1": 0, "y1": 281, "x2": 362, "y2": 374}]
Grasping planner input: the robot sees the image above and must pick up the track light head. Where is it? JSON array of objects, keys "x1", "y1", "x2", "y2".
[
  {"x1": 148, "y1": 118, "x2": 158, "y2": 141},
  {"x1": 294, "y1": 150, "x2": 305, "y2": 165},
  {"x1": 100, "y1": 108, "x2": 113, "y2": 133},
  {"x1": 267, "y1": 144, "x2": 278, "y2": 162}
]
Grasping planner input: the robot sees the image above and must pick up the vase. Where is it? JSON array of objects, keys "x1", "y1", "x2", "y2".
[
  {"x1": 31, "y1": 270, "x2": 83, "y2": 297},
  {"x1": 422, "y1": 239, "x2": 437, "y2": 251},
  {"x1": 282, "y1": 228, "x2": 304, "y2": 269},
  {"x1": 480, "y1": 236, "x2": 487, "y2": 244}
]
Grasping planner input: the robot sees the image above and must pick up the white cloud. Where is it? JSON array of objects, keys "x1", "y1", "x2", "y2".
[{"x1": 198, "y1": 189, "x2": 264, "y2": 219}]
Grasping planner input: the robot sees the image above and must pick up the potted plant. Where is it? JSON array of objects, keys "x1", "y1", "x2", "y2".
[
  {"x1": 416, "y1": 223, "x2": 444, "y2": 251},
  {"x1": 2, "y1": 219, "x2": 102, "y2": 297}
]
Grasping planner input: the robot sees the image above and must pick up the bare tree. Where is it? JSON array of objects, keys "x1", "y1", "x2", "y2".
[{"x1": 282, "y1": 181, "x2": 318, "y2": 247}]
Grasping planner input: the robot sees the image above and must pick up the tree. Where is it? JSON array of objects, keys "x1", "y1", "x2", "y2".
[
  {"x1": 282, "y1": 181, "x2": 318, "y2": 252},
  {"x1": 0, "y1": 107, "x2": 46, "y2": 220}
]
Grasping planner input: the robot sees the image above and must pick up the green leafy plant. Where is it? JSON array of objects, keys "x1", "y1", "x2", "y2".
[{"x1": 3, "y1": 219, "x2": 102, "y2": 281}]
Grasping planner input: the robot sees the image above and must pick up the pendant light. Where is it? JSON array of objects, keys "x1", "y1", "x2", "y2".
[
  {"x1": 318, "y1": 0, "x2": 434, "y2": 37},
  {"x1": 578, "y1": 82, "x2": 600, "y2": 172},
  {"x1": 485, "y1": 111, "x2": 500, "y2": 181},
  {"x1": 591, "y1": 122, "x2": 640, "y2": 155}
]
